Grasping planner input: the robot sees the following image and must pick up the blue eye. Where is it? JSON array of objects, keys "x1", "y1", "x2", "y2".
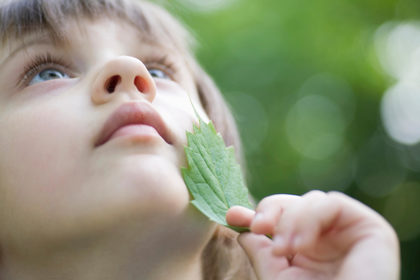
[
  {"x1": 29, "y1": 68, "x2": 70, "y2": 85},
  {"x1": 148, "y1": 68, "x2": 170, "y2": 80}
]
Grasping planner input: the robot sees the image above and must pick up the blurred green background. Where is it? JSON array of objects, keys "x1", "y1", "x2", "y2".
[{"x1": 160, "y1": 0, "x2": 420, "y2": 278}]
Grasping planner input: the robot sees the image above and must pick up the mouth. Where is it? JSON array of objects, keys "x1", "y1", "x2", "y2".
[{"x1": 94, "y1": 102, "x2": 172, "y2": 147}]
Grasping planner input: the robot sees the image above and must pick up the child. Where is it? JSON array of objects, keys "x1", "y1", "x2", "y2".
[{"x1": 0, "y1": 0, "x2": 399, "y2": 279}]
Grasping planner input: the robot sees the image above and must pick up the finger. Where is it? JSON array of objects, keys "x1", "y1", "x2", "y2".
[
  {"x1": 226, "y1": 206, "x2": 255, "y2": 228},
  {"x1": 273, "y1": 191, "x2": 384, "y2": 258},
  {"x1": 271, "y1": 191, "x2": 338, "y2": 255},
  {"x1": 251, "y1": 194, "x2": 300, "y2": 236},
  {"x1": 238, "y1": 232, "x2": 289, "y2": 279},
  {"x1": 287, "y1": 191, "x2": 339, "y2": 252}
]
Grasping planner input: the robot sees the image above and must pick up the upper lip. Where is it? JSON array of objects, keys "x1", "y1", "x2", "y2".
[{"x1": 94, "y1": 102, "x2": 172, "y2": 147}]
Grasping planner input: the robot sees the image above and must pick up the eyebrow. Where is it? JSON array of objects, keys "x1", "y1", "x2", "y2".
[{"x1": 0, "y1": 34, "x2": 66, "y2": 67}]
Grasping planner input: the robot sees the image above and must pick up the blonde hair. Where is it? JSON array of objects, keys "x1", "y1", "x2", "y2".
[{"x1": 0, "y1": 0, "x2": 256, "y2": 279}]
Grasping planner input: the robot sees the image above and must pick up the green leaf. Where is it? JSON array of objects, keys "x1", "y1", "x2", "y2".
[{"x1": 182, "y1": 118, "x2": 254, "y2": 233}]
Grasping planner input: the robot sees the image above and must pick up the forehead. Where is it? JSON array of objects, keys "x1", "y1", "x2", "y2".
[
  {"x1": 1, "y1": 0, "x2": 118, "y2": 43},
  {"x1": 1, "y1": 17, "x2": 147, "y2": 58},
  {"x1": 0, "y1": 18, "x2": 169, "y2": 70},
  {"x1": 0, "y1": 0, "x2": 192, "y2": 55}
]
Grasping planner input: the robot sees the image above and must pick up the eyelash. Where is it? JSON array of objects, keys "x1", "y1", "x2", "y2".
[
  {"x1": 143, "y1": 55, "x2": 177, "y2": 80},
  {"x1": 19, "y1": 53, "x2": 72, "y2": 87},
  {"x1": 18, "y1": 53, "x2": 177, "y2": 88}
]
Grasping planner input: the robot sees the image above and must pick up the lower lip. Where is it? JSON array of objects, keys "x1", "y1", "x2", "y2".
[{"x1": 108, "y1": 124, "x2": 161, "y2": 143}]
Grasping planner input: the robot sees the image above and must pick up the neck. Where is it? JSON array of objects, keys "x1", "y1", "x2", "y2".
[{"x1": 1, "y1": 214, "x2": 214, "y2": 280}]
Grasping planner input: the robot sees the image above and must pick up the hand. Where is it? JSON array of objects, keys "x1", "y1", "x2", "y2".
[{"x1": 226, "y1": 191, "x2": 400, "y2": 280}]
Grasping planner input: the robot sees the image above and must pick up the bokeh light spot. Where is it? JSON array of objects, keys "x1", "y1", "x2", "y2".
[
  {"x1": 297, "y1": 73, "x2": 356, "y2": 125},
  {"x1": 298, "y1": 145, "x2": 355, "y2": 191},
  {"x1": 377, "y1": 21, "x2": 420, "y2": 145},
  {"x1": 381, "y1": 83, "x2": 420, "y2": 145},
  {"x1": 375, "y1": 22, "x2": 420, "y2": 80},
  {"x1": 285, "y1": 94, "x2": 346, "y2": 160}
]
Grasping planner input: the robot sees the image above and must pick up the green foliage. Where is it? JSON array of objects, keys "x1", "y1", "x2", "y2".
[
  {"x1": 164, "y1": 0, "x2": 420, "y2": 277},
  {"x1": 182, "y1": 119, "x2": 253, "y2": 233}
]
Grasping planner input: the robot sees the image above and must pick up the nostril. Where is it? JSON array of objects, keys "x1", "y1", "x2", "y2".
[
  {"x1": 105, "y1": 75, "x2": 121, "y2": 94},
  {"x1": 134, "y1": 76, "x2": 149, "y2": 93}
]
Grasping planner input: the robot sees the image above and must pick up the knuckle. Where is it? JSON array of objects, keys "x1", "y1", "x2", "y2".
[
  {"x1": 257, "y1": 195, "x2": 282, "y2": 210},
  {"x1": 303, "y1": 190, "x2": 327, "y2": 200},
  {"x1": 327, "y1": 191, "x2": 345, "y2": 199},
  {"x1": 256, "y1": 194, "x2": 299, "y2": 212},
  {"x1": 327, "y1": 191, "x2": 353, "y2": 206}
]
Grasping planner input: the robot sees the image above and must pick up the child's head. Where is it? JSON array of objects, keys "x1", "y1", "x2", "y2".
[
  {"x1": 0, "y1": 0, "x2": 241, "y2": 148},
  {"x1": 0, "y1": 0, "x2": 252, "y2": 278}
]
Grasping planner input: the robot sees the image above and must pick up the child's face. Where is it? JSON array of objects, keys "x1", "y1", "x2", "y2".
[{"x1": 0, "y1": 17, "x2": 208, "y2": 248}]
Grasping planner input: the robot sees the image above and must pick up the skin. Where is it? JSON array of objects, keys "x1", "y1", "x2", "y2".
[
  {"x1": 226, "y1": 190, "x2": 400, "y2": 280},
  {"x1": 0, "y1": 17, "x2": 213, "y2": 280},
  {"x1": 0, "y1": 14, "x2": 400, "y2": 280}
]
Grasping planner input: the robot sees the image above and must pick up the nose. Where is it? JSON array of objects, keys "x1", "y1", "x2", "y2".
[{"x1": 91, "y1": 56, "x2": 156, "y2": 104}]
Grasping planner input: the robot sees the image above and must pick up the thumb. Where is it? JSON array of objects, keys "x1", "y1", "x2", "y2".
[
  {"x1": 226, "y1": 205, "x2": 255, "y2": 228},
  {"x1": 238, "y1": 232, "x2": 289, "y2": 279}
]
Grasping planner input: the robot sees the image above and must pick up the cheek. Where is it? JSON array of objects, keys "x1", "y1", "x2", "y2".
[
  {"x1": 0, "y1": 103, "x2": 87, "y2": 205},
  {"x1": 0, "y1": 101, "x2": 93, "y2": 243},
  {"x1": 156, "y1": 90, "x2": 208, "y2": 138}
]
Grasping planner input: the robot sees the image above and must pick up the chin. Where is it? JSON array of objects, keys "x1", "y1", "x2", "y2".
[
  {"x1": 82, "y1": 154, "x2": 191, "y2": 227},
  {"x1": 3, "y1": 155, "x2": 193, "y2": 251},
  {"x1": 122, "y1": 154, "x2": 189, "y2": 207}
]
